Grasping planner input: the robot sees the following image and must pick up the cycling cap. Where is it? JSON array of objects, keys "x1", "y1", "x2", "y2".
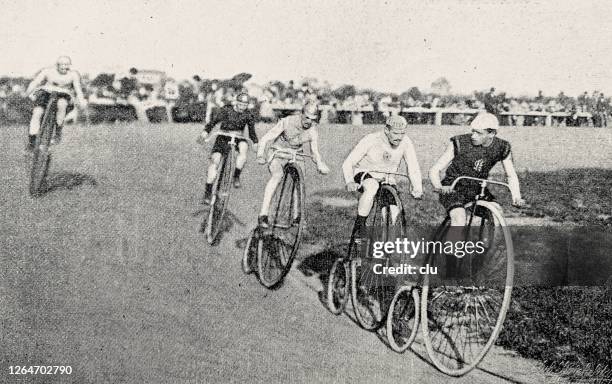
[
  {"x1": 385, "y1": 115, "x2": 407, "y2": 130},
  {"x1": 302, "y1": 102, "x2": 318, "y2": 119},
  {"x1": 236, "y1": 92, "x2": 249, "y2": 104},
  {"x1": 470, "y1": 112, "x2": 499, "y2": 130}
]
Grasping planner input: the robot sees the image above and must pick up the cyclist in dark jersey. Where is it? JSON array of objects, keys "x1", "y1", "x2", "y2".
[
  {"x1": 430, "y1": 112, "x2": 525, "y2": 226},
  {"x1": 197, "y1": 92, "x2": 258, "y2": 204}
]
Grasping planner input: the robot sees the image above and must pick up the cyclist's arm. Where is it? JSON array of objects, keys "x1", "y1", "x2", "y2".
[
  {"x1": 308, "y1": 128, "x2": 325, "y2": 166},
  {"x1": 429, "y1": 143, "x2": 454, "y2": 189},
  {"x1": 256, "y1": 119, "x2": 285, "y2": 158},
  {"x1": 72, "y1": 71, "x2": 86, "y2": 104},
  {"x1": 402, "y1": 139, "x2": 423, "y2": 194},
  {"x1": 25, "y1": 69, "x2": 47, "y2": 96},
  {"x1": 203, "y1": 107, "x2": 224, "y2": 133},
  {"x1": 246, "y1": 115, "x2": 258, "y2": 144},
  {"x1": 341, "y1": 137, "x2": 370, "y2": 184},
  {"x1": 501, "y1": 152, "x2": 523, "y2": 202}
]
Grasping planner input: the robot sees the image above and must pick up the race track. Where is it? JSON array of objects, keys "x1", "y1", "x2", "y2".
[{"x1": 1, "y1": 122, "x2": 591, "y2": 383}]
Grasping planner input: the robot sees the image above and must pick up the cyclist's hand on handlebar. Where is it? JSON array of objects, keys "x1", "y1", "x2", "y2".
[
  {"x1": 411, "y1": 190, "x2": 423, "y2": 200},
  {"x1": 346, "y1": 182, "x2": 359, "y2": 192},
  {"x1": 196, "y1": 131, "x2": 208, "y2": 145},
  {"x1": 317, "y1": 162, "x2": 330, "y2": 175}
]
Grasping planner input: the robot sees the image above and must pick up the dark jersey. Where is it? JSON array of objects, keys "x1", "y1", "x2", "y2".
[
  {"x1": 204, "y1": 105, "x2": 258, "y2": 143},
  {"x1": 442, "y1": 134, "x2": 511, "y2": 185}
]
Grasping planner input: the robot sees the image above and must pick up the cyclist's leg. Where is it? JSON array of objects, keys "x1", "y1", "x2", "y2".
[
  {"x1": 449, "y1": 207, "x2": 467, "y2": 226},
  {"x1": 28, "y1": 106, "x2": 44, "y2": 148},
  {"x1": 28, "y1": 91, "x2": 49, "y2": 146},
  {"x1": 355, "y1": 175, "x2": 379, "y2": 238},
  {"x1": 380, "y1": 187, "x2": 400, "y2": 225},
  {"x1": 233, "y1": 140, "x2": 249, "y2": 186},
  {"x1": 55, "y1": 97, "x2": 69, "y2": 128},
  {"x1": 258, "y1": 158, "x2": 284, "y2": 225},
  {"x1": 203, "y1": 152, "x2": 222, "y2": 203},
  {"x1": 53, "y1": 97, "x2": 72, "y2": 143},
  {"x1": 291, "y1": 163, "x2": 304, "y2": 224},
  {"x1": 203, "y1": 135, "x2": 230, "y2": 202}
]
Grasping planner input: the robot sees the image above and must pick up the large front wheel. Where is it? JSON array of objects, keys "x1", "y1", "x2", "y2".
[
  {"x1": 350, "y1": 185, "x2": 405, "y2": 330},
  {"x1": 421, "y1": 202, "x2": 514, "y2": 376},
  {"x1": 206, "y1": 150, "x2": 234, "y2": 244},
  {"x1": 256, "y1": 164, "x2": 304, "y2": 288},
  {"x1": 29, "y1": 97, "x2": 57, "y2": 196}
]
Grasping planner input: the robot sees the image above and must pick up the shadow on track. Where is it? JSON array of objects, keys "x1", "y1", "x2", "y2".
[
  {"x1": 194, "y1": 208, "x2": 245, "y2": 246},
  {"x1": 43, "y1": 172, "x2": 98, "y2": 194}
]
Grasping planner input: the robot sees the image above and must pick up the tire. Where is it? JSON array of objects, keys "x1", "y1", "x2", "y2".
[
  {"x1": 351, "y1": 185, "x2": 404, "y2": 330},
  {"x1": 29, "y1": 94, "x2": 57, "y2": 196},
  {"x1": 326, "y1": 258, "x2": 348, "y2": 315},
  {"x1": 242, "y1": 229, "x2": 258, "y2": 275},
  {"x1": 386, "y1": 285, "x2": 420, "y2": 353},
  {"x1": 256, "y1": 164, "x2": 304, "y2": 288},
  {"x1": 206, "y1": 149, "x2": 234, "y2": 244},
  {"x1": 421, "y1": 202, "x2": 514, "y2": 376}
]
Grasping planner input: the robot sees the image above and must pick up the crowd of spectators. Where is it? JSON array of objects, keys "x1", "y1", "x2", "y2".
[{"x1": 1, "y1": 71, "x2": 610, "y2": 127}]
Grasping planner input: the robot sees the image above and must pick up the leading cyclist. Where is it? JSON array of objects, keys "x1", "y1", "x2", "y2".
[
  {"x1": 256, "y1": 102, "x2": 330, "y2": 228},
  {"x1": 429, "y1": 112, "x2": 525, "y2": 226},
  {"x1": 342, "y1": 115, "x2": 423, "y2": 239},
  {"x1": 197, "y1": 92, "x2": 258, "y2": 204},
  {"x1": 25, "y1": 56, "x2": 87, "y2": 149}
]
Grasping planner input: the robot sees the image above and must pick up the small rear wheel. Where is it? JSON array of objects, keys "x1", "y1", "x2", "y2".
[
  {"x1": 386, "y1": 285, "x2": 420, "y2": 353},
  {"x1": 326, "y1": 258, "x2": 348, "y2": 315}
]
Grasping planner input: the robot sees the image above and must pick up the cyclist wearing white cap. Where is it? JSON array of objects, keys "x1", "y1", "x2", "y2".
[
  {"x1": 256, "y1": 102, "x2": 330, "y2": 228},
  {"x1": 198, "y1": 92, "x2": 258, "y2": 203},
  {"x1": 429, "y1": 112, "x2": 525, "y2": 226},
  {"x1": 342, "y1": 115, "x2": 423, "y2": 238}
]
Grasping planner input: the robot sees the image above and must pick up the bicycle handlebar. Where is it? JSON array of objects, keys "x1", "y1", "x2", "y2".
[
  {"x1": 204, "y1": 131, "x2": 254, "y2": 146},
  {"x1": 365, "y1": 170, "x2": 411, "y2": 185},
  {"x1": 447, "y1": 176, "x2": 523, "y2": 205},
  {"x1": 269, "y1": 147, "x2": 314, "y2": 163},
  {"x1": 449, "y1": 176, "x2": 510, "y2": 191}
]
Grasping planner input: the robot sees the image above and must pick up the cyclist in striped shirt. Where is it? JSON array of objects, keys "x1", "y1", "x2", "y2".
[{"x1": 256, "y1": 102, "x2": 330, "y2": 228}]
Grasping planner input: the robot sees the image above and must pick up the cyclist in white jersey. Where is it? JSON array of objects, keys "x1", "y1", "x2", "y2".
[
  {"x1": 24, "y1": 56, "x2": 87, "y2": 149},
  {"x1": 342, "y1": 115, "x2": 423, "y2": 238},
  {"x1": 256, "y1": 102, "x2": 330, "y2": 228}
]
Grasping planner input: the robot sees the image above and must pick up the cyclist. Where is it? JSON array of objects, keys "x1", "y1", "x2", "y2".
[
  {"x1": 342, "y1": 115, "x2": 423, "y2": 239},
  {"x1": 24, "y1": 56, "x2": 87, "y2": 149},
  {"x1": 256, "y1": 102, "x2": 330, "y2": 228},
  {"x1": 197, "y1": 92, "x2": 258, "y2": 204},
  {"x1": 429, "y1": 112, "x2": 525, "y2": 226}
]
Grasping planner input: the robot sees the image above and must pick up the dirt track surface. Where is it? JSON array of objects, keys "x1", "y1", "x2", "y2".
[{"x1": 0, "y1": 122, "x2": 584, "y2": 383}]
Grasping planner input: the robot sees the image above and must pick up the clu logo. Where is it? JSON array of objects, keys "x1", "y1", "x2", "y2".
[{"x1": 474, "y1": 159, "x2": 484, "y2": 172}]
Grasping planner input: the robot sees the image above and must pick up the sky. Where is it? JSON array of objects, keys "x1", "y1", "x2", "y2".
[{"x1": 1, "y1": 0, "x2": 612, "y2": 97}]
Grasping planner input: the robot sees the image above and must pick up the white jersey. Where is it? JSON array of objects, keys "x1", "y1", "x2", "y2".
[
  {"x1": 342, "y1": 131, "x2": 422, "y2": 191},
  {"x1": 40, "y1": 67, "x2": 78, "y2": 96}
]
